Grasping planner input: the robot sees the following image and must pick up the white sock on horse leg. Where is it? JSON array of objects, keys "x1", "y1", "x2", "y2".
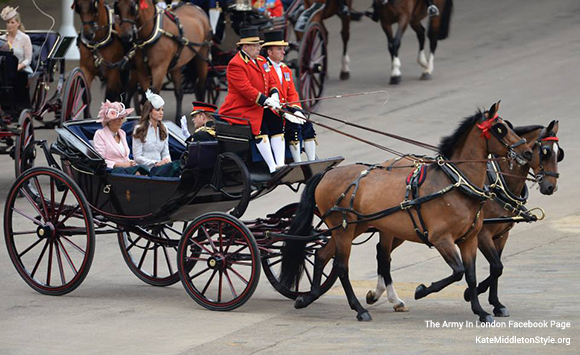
[
  {"x1": 256, "y1": 136, "x2": 277, "y2": 173},
  {"x1": 391, "y1": 56, "x2": 401, "y2": 77},
  {"x1": 341, "y1": 54, "x2": 350, "y2": 73},
  {"x1": 270, "y1": 134, "x2": 286, "y2": 168},
  {"x1": 372, "y1": 276, "x2": 387, "y2": 301},
  {"x1": 304, "y1": 139, "x2": 316, "y2": 161},
  {"x1": 426, "y1": 52, "x2": 435, "y2": 73},
  {"x1": 417, "y1": 50, "x2": 428, "y2": 69},
  {"x1": 289, "y1": 142, "x2": 302, "y2": 163}
]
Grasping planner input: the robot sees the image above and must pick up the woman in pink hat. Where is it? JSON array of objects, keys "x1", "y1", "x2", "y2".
[{"x1": 93, "y1": 100, "x2": 147, "y2": 175}]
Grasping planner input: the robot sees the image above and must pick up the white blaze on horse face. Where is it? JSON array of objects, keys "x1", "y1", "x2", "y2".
[
  {"x1": 391, "y1": 56, "x2": 402, "y2": 77},
  {"x1": 341, "y1": 53, "x2": 350, "y2": 73},
  {"x1": 553, "y1": 142, "x2": 559, "y2": 155},
  {"x1": 417, "y1": 50, "x2": 428, "y2": 69}
]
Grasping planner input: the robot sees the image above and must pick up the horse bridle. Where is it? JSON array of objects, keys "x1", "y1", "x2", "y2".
[
  {"x1": 114, "y1": 0, "x2": 144, "y2": 37},
  {"x1": 478, "y1": 113, "x2": 528, "y2": 165},
  {"x1": 532, "y1": 134, "x2": 563, "y2": 184}
]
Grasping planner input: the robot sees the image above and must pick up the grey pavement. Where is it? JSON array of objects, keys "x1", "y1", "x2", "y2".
[{"x1": 0, "y1": 0, "x2": 578, "y2": 354}]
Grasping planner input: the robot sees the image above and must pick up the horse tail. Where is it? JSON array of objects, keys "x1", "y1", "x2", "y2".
[
  {"x1": 280, "y1": 172, "x2": 325, "y2": 289},
  {"x1": 438, "y1": 0, "x2": 453, "y2": 40}
]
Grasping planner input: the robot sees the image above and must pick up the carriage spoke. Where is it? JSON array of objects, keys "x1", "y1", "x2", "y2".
[
  {"x1": 201, "y1": 224, "x2": 217, "y2": 252},
  {"x1": 162, "y1": 245, "x2": 174, "y2": 275},
  {"x1": 185, "y1": 256, "x2": 208, "y2": 262},
  {"x1": 201, "y1": 269, "x2": 218, "y2": 296},
  {"x1": 224, "y1": 269, "x2": 238, "y2": 299},
  {"x1": 55, "y1": 240, "x2": 66, "y2": 284},
  {"x1": 32, "y1": 177, "x2": 50, "y2": 223},
  {"x1": 218, "y1": 270, "x2": 223, "y2": 302},
  {"x1": 17, "y1": 237, "x2": 44, "y2": 258},
  {"x1": 137, "y1": 240, "x2": 152, "y2": 270},
  {"x1": 188, "y1": 236, "x2": 213, "y2": 255},
  {"x1": 125, "y1": 235, "x2": 142, "y2": 252},
  {"x1": 19, "y1": 187, "x2": 47, "y2": 223},
  {"x1": 227, "y1": 266, "x2": 249, "y2": 285},
  {"x1": 46, "y1": 241, "x2": 54, "y2": 286},
  {"x1": 267, "y1": 257, "x2": 283, "y2": 268},
  {"x1": 30, "y1": 240, "x2": 49, "y2": 278},
  {"x1": 58, "y1": 205, "x2": 81, "y2": 226},
  {"x1": 153, "y1": 244, "x2": 158, "y2": 277},
  {"x1": 61, "y1": 235, "x2": 86, "y2": 255},
  {"x1": 189, "y1": 266, "x2": 211, "y2": 280},
  {"x1": 55, "y1": 188, "x2": 70, "y2": 221},
  {"x1": 57, "y1": 238, "x2": 78, "y2": 274},
  {"x1": 303, "y1": 262, "x2": 313, "y2": 284},
  {"x1": 50, "y1": 178, "x2": 56, "y2": 221}
]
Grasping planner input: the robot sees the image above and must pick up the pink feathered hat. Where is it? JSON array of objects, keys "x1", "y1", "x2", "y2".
[{"x1": 97, "y1": 100, "x2": 134, "y2": 126}]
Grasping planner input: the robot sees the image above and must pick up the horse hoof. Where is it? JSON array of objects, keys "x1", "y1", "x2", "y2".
[
  {"x1": 480, "y1": 314, "x2": 494, "y2": 323},
  {"x1": 393, "y1": 302, "x2": 409, "y2": 312},
  {"x1": 389, "y1": 75, "x2": 402, "y2": 85},
  {"x1": 294, "y1": 296, "x2": 310, "y2": 309},
  {"x1": 420, "y1": 73, "x2": 432, "y2": 81},
  {"x1": 463, "y1": 288, "x2": 471, "y2": 302},
  {"x1": 366, "y1": 290, "x2": 378, "y2": 305},
  {"x1": 357, "y1": 311, "x2": 373, "y2": 322},
  {"x1": 494, "y1": 307, "x2": 510, "y2": 317},
  {"x1": 414, "y1": 284, "x2": 427, "y2": 299},
  {"x1": 340, "y1": 71, "x2": 350, "y2": 80}
]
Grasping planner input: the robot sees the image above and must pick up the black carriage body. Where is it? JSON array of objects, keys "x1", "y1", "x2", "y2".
[{"x1": 52, "y1": 118, "x2": 342, "y2": 227}]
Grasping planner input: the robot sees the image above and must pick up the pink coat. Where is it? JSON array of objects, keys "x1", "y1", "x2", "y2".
[{"x1": 93, "y1": 126, "x2": 131, "y2": 169}]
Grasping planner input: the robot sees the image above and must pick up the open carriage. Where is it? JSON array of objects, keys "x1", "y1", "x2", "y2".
[
  {"x1": 4, "y1": 116, "x2": 342, "y2": 310},
  {"x1": 0, "y1": 30, "x2": 91, "y2": 177}
]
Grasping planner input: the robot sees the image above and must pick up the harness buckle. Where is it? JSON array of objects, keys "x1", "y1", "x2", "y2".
[{"x1": 400, "y1": 200, "x2": 411, "y2": 210}]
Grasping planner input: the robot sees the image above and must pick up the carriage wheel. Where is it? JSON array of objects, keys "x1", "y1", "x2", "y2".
[
  {"x1": 260, "y1": 203, "x2": 338, "y2": 300},
  {"x1": 61, "y1": 68, "x2": 91, "y2": 126},
  {"x1": 204, "y1": 75, "x2": 221, "y2": 104},
  {"x1": 14, "y1": 109, "x2": 36, "y2": 178},
  {"x1": 31, "y1": 74, "x2": 48, "y2": 113},
  {"x1": 178, "y1": 212, "x2": 260, "y2": 311},
  {"x1": 298, "y1": 22, "x2": 328, "y2": 111},
  {"x1": 117, "y1": 222, "x2": 186, "y2": 287},
  {"x1": 214, "y1": 152, "x2": 252, "y2": 218},
  {"x1": 4, "y1": 167, "x2": 95, "y2": 295}
]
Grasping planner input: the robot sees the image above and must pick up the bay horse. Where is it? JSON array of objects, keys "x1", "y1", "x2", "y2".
[
  {"x1": 115, "y1": 0, "x2": 211, "y2": 121},
  {"x1": 375, "y1": 0, "x2": 453, "y2": 84},
  {"x1": 280, "y1": 101, "x2": 533, "y2": 322},
  {"x1": 366, "y1": 120, "x2": 563, "y2": 317},
  {"x1": 297, "y1": 0, "x2": 360, "y2": 80},
  {"x1": 73, "y1": 0, "x2": 137, "y2": 103}
]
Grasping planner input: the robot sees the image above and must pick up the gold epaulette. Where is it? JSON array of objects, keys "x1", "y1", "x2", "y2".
[{"x1": 194, "y1": 126, "x2": 216, "y2": 137}]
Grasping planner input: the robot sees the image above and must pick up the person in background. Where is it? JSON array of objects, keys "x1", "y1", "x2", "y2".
[
  {"x1": 181, "y1": 101, "x2": 218, "y2": 143},
  {"x1": 1, "y1": 6, "x2": 32, "y2": 108},
  {"x1": 219, "y1": 27, "x2": 284, "y2": 173},
  {"x1": 133, "y1": 90, "x2": 180, "y2": 177},
  {"x1": 94, "y1": 100, "x2": 148, "y2": 175},
  {"x1": 262, "y1": 30, "x2": 316, "y2": 162}
]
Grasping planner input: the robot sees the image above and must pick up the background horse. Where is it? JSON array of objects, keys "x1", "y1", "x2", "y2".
[
  {"x1": 74, "y1": 0, "x2": 136, "y2": 103},
  {"x1": 375, "y1": 0, "x2": 453, "y2": 84},
  {"x1": 298, "y1": 0, "x2": 359, "y2": 80},
  {"x1": 115, "y1": 0, "x2": 211, "y2": 121},
  {"x1": 281, "y1": 102, "x2": 533, "y2": 322},
  {"x1": 367, "y1": 120, "x2": 563, "y2": 316}
]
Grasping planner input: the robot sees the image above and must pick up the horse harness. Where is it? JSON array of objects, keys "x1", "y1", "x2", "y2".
[
  {"x1": 321, "y1": 156, "x2": 491, "y2": 248},
  {"x1": 126, "y1": 3, "x2": 212, "y2": 72},
  {"x1": 77, "y1": 3, "x2": 137, "y2": 76}
]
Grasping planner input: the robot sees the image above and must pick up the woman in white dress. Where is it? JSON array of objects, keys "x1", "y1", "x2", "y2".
[{"x1": 132, "y1": 90, "x2": 180, "y2": 176}]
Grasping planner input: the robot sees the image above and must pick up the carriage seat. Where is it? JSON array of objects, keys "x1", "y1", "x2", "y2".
[{"x1": 27, "y1": 31, "x2": 59, "y2": 76}]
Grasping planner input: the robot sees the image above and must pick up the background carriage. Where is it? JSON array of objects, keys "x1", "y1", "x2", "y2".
[
  {"x1": 0, "y1": 30, "x2": 91, "y2": 178},
  {"x1": 4, "y1": 113, "x2": 342, "y2": 310}
]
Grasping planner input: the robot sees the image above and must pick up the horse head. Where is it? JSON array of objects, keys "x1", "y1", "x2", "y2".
[
  {"x1": 114, "y1": 0, "x2": 141, "y2": 44},
  {"x1": 531, "y1": 120, "x2": 562, "y2": 195},
  {"x1": 479, "y1": 101, "x2": 533, "y2": 165},
  {"x1": 73, "y1": 0, "x2": 103, "y2": 41}
]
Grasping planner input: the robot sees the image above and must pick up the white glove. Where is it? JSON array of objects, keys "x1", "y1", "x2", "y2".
[
  {"x1": 264, "y1": 97, "x2": 281, "y2": 111},
  {"x1": 180, "y1": 115, "x2": 191, "y2": 137},
  {"x1": 284, "y1": 112, "x2": 305, "y2": 125}
]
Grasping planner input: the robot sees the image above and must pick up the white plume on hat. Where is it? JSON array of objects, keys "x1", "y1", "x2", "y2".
[
  {"x1": 1, "y1": 6, "x2": 19, "y2": 21},
  {"x1": 145, "y1": 89, "x2": 165, "y2": 109}
]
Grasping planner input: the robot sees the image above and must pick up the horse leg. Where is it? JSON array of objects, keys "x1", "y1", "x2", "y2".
[
  {"x1": 193, "y1": 54, "x2": 209, "y2": 102},
  {"x1": 381, "y1": 18, "x2": 408, "y2": 84},
  {"x1": 339, "y1": 15, "x2": 351, "y2": 80},
  {"x1": 367, "y1": 236, "x2": 408, "y2": 312},
  {"x1": 410, "y1": 20, "x2": 429, "y2": 73},
  {"x1": 414, "y1": 236, "x2": 464, "y2": 299},
  {"x1": 489, "y1": 232, "x2": 510, "y2": 317},
  {"x1": 104, "y1": 68, "x2": 124, "y2": 102},
  {"x1": 295, "y1": 237, "x2": 336, "y2": 309},
  {"x1": 458, "y1": 235, "x2": 494, "y2": 323},
  {"x1": 169, "y1": 67, "x2": 184, "y2": 124},
  {"x1": 335, "y1": 234, "x2": 372, "y2": 321},
  {"x1": 422, "y1": 15, "x2": 441, "y2": 80}
]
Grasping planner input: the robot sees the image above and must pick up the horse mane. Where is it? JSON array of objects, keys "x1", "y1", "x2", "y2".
[
  {"x1": 438, "y1": 110, "x2": 484, "y2": 158},
  {"x1": 513, "y1": 125, "x2": 543, "y2": 136}
]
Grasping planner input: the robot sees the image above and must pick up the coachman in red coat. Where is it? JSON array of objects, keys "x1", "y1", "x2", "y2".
[
  {"x1": 220, "y1": 27, "x2": 284, "y2": 173},
  {"x1": 262, "y1": 30, "x2": 317, "y2": 163}
]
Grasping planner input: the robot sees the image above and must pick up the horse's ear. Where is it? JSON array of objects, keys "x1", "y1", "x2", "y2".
[
  {"x1": 549, "y1": 120, "x2": 559, "y2": 135},
  {"x1": 488, "y1": 100, "x2": 501, "y2": 119}
]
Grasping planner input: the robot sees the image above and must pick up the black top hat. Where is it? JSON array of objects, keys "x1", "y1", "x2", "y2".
[
  {"x1": 262, "y1": 30, "x2": 289, "y2": 47},
  {"x1": 237, "y1": 27, "x2": 263, "y2": 46}
]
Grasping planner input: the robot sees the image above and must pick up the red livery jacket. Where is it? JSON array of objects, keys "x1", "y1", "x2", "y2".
[
  {"x1": 267, "y1": 58, "x2": 302, "y2": 111},
  {"x1": 220, "y1": 51, "x2": 279, "y2": 135}
]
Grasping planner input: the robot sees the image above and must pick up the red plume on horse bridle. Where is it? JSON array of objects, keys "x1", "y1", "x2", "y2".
[
  {"x1": 139, "y1": 0, "x2": 149, "y2": 10},
  {"x1": 477, "y1": 113, "x2": 499, "y2": 140}
]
